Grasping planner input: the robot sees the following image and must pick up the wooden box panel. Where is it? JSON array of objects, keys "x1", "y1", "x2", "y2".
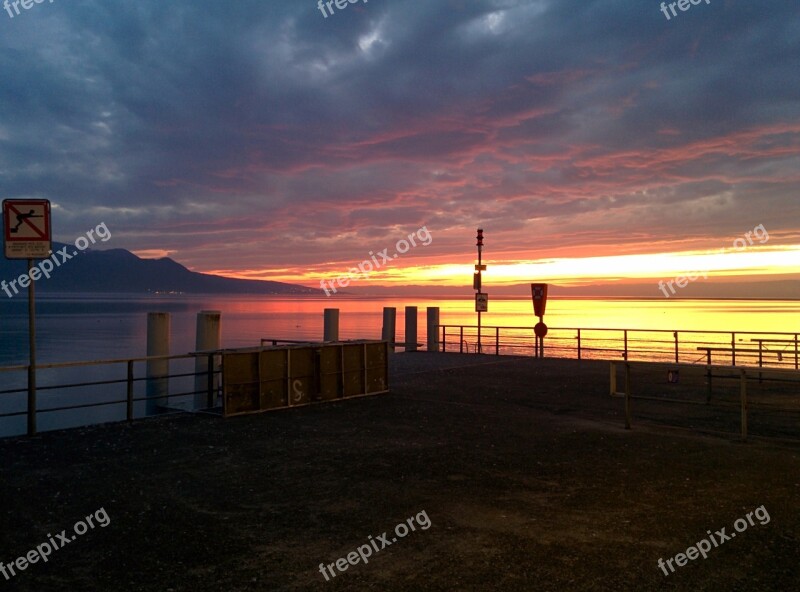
[
  {"x1": 259, "y1": 349, "x2": 288, "y2": 409},
  {"x1": 288, "y1": 347, "x2": 315, "y2": 405},
  {"x1": 222, "y1": 353, "x2": 260, "y2": 416}
]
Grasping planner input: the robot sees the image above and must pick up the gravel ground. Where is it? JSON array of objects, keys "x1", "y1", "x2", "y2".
[{"x1": 0, "y1": 352, "x2": 798, "y2": 591}]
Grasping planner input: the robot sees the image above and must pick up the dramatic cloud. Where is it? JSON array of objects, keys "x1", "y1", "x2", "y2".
[{"x1": 1, "y1": 0, "x2": 798, "y2": 287}]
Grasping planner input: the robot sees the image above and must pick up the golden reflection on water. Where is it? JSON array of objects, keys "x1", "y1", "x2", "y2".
[{"x1": 230, "y1": 296, "x2": 800, "y2": 334}]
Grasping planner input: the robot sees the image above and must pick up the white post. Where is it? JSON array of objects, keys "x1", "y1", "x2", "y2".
[
  {"x1": 427, "y1": 307, "x2": 440, "y2": 352},
  {"x1": 194, "y1": 311, "x2": 221, "y2": 409},
  {"x1": 146, "y1": 312, "x2": 170, "y2": 414}
]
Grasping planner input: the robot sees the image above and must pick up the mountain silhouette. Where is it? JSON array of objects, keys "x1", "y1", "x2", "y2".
[{"x1": 0, "y1": 243, "x2": 319, "y2": 295}]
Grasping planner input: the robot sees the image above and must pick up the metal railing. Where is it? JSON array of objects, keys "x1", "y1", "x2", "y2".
[
  {"x1": 610, "y1": 361, "x2": 800, "y2": 441},
  {"x1": 440, "y1": 325, "x2": 800, "y2": 369},
  {"x1": 0, "y1": 353, "x2": 221, "y2": 437}
]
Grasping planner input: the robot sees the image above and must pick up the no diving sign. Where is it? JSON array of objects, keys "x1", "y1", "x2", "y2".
[{"x1": 3, "y1": 199, "x2": 52, "y2": 259}]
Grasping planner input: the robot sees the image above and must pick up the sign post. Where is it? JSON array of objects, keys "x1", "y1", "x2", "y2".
[
  {"x1": 474, "y1": 229, "x2": 486, "y2": 353},
  {"x1": 3, "y1": 199, "x2": 52, "y2": 435},
  {"x1": 531, "y1": 283, "x2": 549, "y2": 358}
]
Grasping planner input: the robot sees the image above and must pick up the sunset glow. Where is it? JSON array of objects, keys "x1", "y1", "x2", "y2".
[
  {"x1": 1, "y1": 1, "x2": 797, "y2": 298},
  {"x1": 212, "y1": 243, "x2": 800, "y2": 289}
]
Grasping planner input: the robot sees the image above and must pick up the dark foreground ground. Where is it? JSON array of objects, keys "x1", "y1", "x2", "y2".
[{"x1": 0, "y1": 353, "x2": 798, "y2": 591}]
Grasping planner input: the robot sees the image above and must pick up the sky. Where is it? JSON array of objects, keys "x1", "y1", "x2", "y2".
[{"x1": 1, "y1": 0, "x2": 799, "y2": 294}]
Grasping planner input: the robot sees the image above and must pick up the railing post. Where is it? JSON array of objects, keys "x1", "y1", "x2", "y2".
[
  {"x1": 624, "y1": 363, "x2": 631, "y2": 430},
  {"x1": 623, "y1": 330, "x2": 628, "y2": 361},
  {"x1": 731, "y1": 332, "x2": 736, "y2": 366},
  {"x1": 674, "y1": 331, "x2": 679, "y2": 364},
  {"x1": 207, "y1": 353, "x2": 215, "y2": 409},
  {"x1": 442, "y1": 326, "x2": 447, "y2": 353},
  {"x1": 495, "y1": 327, "x2": 500, "y2": 355},
  {"x1": 127, "y1": 360, "x2": 134, "y2": 422},
  {"x1": 27, "y1": 364, "x2": 36, "y2": 436},
  {"x1": 740, "y1": 369, "x2": 747, "y2": 442},
  {"x1": 795, "y1": 334, "x2": 799, "y2": 370},
  {"x1": 577, "y1": 329, "x2": 581, "y2": 360},
  {"x1": 609, "y1": 362, "x2": 616, "y2": 395},
  {"x1": 459, "y1": 327, "x2": 464, "y2": 353}
]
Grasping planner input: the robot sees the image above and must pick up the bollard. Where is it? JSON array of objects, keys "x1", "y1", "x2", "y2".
[
  {"x1": 405, "y1": 306, "x2": 418, "y2": 352},
  {"x1": 382, "y1": 307, "x2": 396, "y2": 351},
  {"x1": 146, "y1": 312, "x2": 170, "y2": 415},
  {"x1": 194, "y1": 311, "x2": 221, "y2": 409},
  {"x1": 324, "y1": 308, "x2": 340, "y2": 342},
  {"x1": 427, "y1": 307, "x2": 440, "y2": 352}
]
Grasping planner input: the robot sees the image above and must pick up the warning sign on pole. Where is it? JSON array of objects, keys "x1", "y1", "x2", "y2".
[
  {"x1": 531, "y1": 283, "x2": 548, "y2": 318},
  {"x1": 475, "y1": 292, "x2": 488, "y2": 312},
  {"x1": 3, "y1": 199, "x2": 52, "y2": 259}
]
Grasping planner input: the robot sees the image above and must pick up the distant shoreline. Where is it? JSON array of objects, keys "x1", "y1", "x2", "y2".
[{"x1": 5, "y1": 292, "x2": 798, "y2": 302}]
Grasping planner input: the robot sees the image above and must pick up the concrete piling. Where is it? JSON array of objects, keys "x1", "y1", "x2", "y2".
[
  {"x1": 146, "y1": 312, "x2": 170, "y2": 414},
  {"x1": 324, "y1": 308, "x2": 340, "y2": 342},
  {"x1": 194, "y1": 310, "x2": 221, "y2": 409},
  {"x1": 427, "y1": 307, "x2": 440, "y2": 352},
  {"x1": 382, "y1": 307, "x2": 397, "y2": 350},
  {"x1": 405, "y1": 306, "x2": 418, "y2": 352}
]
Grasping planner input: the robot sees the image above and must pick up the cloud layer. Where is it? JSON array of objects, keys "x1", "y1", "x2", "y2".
[{"x1": 1, "y1": 0, "x2": 798, "y2": 286}]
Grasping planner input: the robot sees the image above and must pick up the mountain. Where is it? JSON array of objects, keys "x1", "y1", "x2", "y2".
[{"x1": 0, "y1": 243, "x2": 319, "y2": 295}]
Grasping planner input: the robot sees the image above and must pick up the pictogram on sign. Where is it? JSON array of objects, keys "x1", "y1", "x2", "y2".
[
  {"x1": 3, "y1": 199, "x2": 52, "y2": 259},
  {"x1": 475, "y1": 292, "x2": 488, "y2": 312},
  {"x1": 530, "y1": 283, "x2": 548, "y2": 318}
]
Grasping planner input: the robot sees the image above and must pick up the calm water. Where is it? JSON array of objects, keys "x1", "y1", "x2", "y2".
[
  {"x1": 1, "y1": 294, "x2": 798, "y2": 437},
  {"x1": 2, "y1": 294, "x2": 800, "y2": 365}
]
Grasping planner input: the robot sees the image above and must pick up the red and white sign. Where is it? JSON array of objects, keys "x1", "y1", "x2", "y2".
[
  {"x1": 531, "y1": 283, "x2": 548, "y2": 317},
  {"x1": 3, "y1": 199, "x2": 51, "y2": 259}
]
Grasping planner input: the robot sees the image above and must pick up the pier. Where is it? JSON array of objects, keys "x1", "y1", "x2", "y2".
[
  {"x1": 0, "y1": 352, "x2": 798, "y2": 590},
  {"x1": 1, "y1": 307, "x2": 799, "y2": 440}
]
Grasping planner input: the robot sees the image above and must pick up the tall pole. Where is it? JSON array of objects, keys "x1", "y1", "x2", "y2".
[
  {"x1": 27, "y1": 258, "x2": 36, "y2": 435},
  {"x1": 477, "y1": 240, "x2": 482, "y2": 353},
  {"x1": 474, "y1": 228, "x2": 485, "y2": 354}
]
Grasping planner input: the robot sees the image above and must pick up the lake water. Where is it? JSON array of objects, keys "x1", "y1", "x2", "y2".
[{"x1": 1, "y1": 294, "x2": 798, "y2": 437}]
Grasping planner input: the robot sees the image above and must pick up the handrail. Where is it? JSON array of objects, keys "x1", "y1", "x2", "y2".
[
  {"x1": 0, "y1": 353, "x2": 222, "y2": 438},
  {"x1": 439, "y1": 324, "x2": 800, "y2": 369},
  {"x1": 440, "y1": 324, "x2": 798, "y2": 336},
  {"x1": 0, "y1": 352, "x2": 199, "y2": 373},
  {"x1": 610, "y1": 361, "x2": 800, "y2": 441}
]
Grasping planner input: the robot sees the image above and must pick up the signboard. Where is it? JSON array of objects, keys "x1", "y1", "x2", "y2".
[
  {"x1": 475, "y1": 292, "x2": 488, "y2": 312},
  {"x1": 3, "y1": 199, "x2": 51, "y2": 259},
  {"x1": 473, "y1": 272, "x2": 481, "y2": 291},
  {"x1": 531, "y1": 283, "x2": 548, "y2": 317}
]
